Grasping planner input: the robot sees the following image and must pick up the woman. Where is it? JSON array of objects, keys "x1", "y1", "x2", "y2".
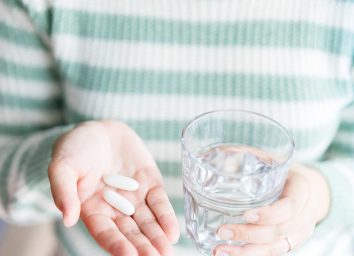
[{"x1": 0, "y1": 0, "x2": 353, "y2": 255}]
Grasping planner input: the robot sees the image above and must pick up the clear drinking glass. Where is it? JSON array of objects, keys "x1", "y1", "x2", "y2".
[{"x1": 181, "y1": 110, "x2": 295, "y2": 255}]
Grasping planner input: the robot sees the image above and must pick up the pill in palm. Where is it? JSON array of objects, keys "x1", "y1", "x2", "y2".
[
  {"x1": 103, "y1": 174, "x2": 139, "y2": 191},
  {"x1": 103, "y1": 190, "x2": 135, "y2": 216}
]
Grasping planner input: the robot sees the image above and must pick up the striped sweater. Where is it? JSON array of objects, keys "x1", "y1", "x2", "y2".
[{"x1": 0, "y1": 0, "x2": 354, "y2": 255}]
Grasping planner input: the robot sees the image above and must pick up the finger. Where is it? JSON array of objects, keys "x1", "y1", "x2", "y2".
[
  {"x1": 147, "y1": 185, "x2": 180, "y2": 244},
  {"x1": 243, "y1": 172, "x2": 309, "y2": 225},
  {"x1": 218, "y1": 211, "x2": 315, "y2": 244},
  {"x1": 214, "y1": 239, "x2": 287, "y2": 256},
  {"x1": 115, "y1": 216, "x2": 160, "y2": 256},
  {"x1": 214, "y1": 240, "x2": 288, "y2": 256},
  {"x1": 215, "y1": 225, "x2": 315, "y2": 256},
  {"x1": 82, "y1": 214, "x2": 138, "y2": 256},
  {"x1": 213, "y1": 245, "x2": 241, "y2": 256},
  {"x1": 217, "y1": 223, "x2": 289, "y2": 244},
  {"x1": 48, "y1": 160, "x2": 81, "y2": 227},
  {"x1": 218, "y1": 223, "x2": 278, "y2": 244},
  {"x1": 134, "y1": 203, "x2": 174, "y2": 256}
]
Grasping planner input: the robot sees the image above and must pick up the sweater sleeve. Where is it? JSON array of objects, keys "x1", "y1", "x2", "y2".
[
  {"x1": 311, "y1": 90, "x2": 354, "y2": 231},
  {"x1": 0, "y1": 0, "x2": 73, "y2": 224}
]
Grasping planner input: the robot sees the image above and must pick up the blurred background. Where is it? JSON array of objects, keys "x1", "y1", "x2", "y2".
[
  {"x1": 0, "y1": 220, "x2": 5, "y2": 238},
  {"x1": 0, "y1": 221, "x2": 57, "y2": 256}
]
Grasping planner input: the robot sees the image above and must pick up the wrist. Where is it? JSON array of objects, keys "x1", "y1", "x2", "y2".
[
  {"x1": 311, "y1": 170, "x2": 331, "y2": 221},
  {"x1": 297, "y1": 165, "x2": 331, "y2": 222}
]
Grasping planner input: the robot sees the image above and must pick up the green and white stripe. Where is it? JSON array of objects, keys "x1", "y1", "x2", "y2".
[
  {"x1": 51, "y1": 0, "x2": 354, "y2": 32},
  {"x1": 54, "y1": 36, "x2": 351, "y2": 79}
]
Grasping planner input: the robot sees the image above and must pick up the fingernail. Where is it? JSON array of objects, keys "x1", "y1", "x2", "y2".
[
  {"x1": 218, "y1": 228, "x2": 234, "y2": 240},
  {"x1": 63, "y1": 215, "x2": 71, "y2": 227},
  {"x1": 243, "y1": 211, "x2": 260, "y2": 223}
]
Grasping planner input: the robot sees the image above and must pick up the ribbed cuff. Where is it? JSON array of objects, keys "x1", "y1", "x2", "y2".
[
  {"x1": 311, "y1": 159, "x2": 354, "y2": 232},
  {"x1": 5, "y1": 124, "x2": 75, "y2": 224}
]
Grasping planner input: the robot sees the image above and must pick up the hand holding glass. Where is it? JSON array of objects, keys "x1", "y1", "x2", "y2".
[{"x1": 181, "y1": 110, "x2": 294, "y2": 255}]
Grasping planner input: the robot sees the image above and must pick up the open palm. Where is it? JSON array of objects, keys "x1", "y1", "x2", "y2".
[{"x1": 48, "y1": 121, "x2": 179, "y2": 256}]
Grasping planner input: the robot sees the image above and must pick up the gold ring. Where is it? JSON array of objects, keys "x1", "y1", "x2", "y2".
[{"x1": 284, "y1": 237, "x2": 293, "y2": 252}]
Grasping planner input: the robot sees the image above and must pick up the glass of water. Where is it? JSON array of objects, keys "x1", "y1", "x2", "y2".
[{"x1": 181, "y1": 109, "x2": 295, "y2": 255}]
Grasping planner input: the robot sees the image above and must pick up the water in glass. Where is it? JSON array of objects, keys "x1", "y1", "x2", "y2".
[{"x1": 183, "y1": 144, "x2": 287, "y2": 255}]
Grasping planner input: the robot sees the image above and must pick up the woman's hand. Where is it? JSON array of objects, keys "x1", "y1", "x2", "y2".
[
  {"x1": 48, "y1": 121, "x2": 180, "y2": 256},
  {"x1": 214, "y1": 165, "x2": 330, "y2": 256}
]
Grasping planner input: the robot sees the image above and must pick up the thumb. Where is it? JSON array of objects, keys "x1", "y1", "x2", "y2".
[{"x1": 48, "y1": 160, "x2": 81, "y2": 227}]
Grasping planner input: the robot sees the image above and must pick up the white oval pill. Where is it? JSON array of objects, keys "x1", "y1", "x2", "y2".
[
  {"x1": 103, "y1": 190, "x2": 135, "y2": 216},
  {"x1": 103, "y1": 174, "x2": 139, "y2": 191}
]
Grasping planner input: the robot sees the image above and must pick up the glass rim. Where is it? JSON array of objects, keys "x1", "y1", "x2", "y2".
[{"x1": 181, "y1": 109, "x2": 295, "y2": 178}]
